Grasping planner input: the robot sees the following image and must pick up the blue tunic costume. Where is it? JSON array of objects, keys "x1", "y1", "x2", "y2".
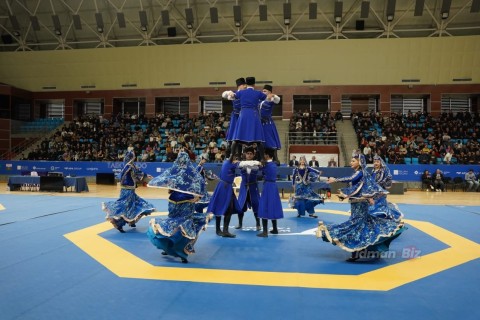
[
  {"x1": 260, "y1": 99, "x2": 281, "y2": 149},
  {"x1": 226, "y1": 99, "x2": 241, "y2": 142},
  {"x1": 316, "y1": 154, "x2": 406, "y2": 255},
  {"x1": 102, "y1": 151, "x2": 155, "y2": 231},
  {"x1": 258, "y1": 160, "x2": 284, "y2": 220},
  {"x1": 292, "y1": 166, "x2": 324, "y2": 216},
  {"x1": 207, "y1": 159, "x2": 242, "y2": 216},
  {"x1": 231, "y1": 88, "x2": 267, "y2": 143},
  {"x1": 237, "y1": 163, "x2": 260, "y2": 214},
  {"x1": 147, "y1": 152, "x2": 210, "y2": 263}
]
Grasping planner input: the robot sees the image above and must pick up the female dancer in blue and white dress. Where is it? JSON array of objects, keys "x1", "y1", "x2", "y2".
[
  {"x1": 260, "y1": 84, "x2": 282, "y2": 163},
  {"x1": 257, "y1": 149, "x2": 284, "y2": 237},
  {"x1": 102, "y1": 151, "x2": 155, "y2": 233},
  {"x1": 316, "y1": 152, "x2": 406, "y2": 261},
  {"x1": 207, "y1": 157, "x2": 243, "y2": 238},
  {"x1": 370, "y1": 155, "x2": 404, "y2": 221},
  {"x1": 291, "y1": 156, "x2": 324, "y2": 218},
  {"x1": 146, "y1": 151, "x2": 211, "y2": 263},
  {"x1": 194, "y1": 157, "x2": 216, "y2": 214}
]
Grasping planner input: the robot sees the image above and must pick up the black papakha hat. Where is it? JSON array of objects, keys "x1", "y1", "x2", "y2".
[
  {"x1": 263, "y1": 84, "x2": 273, "y2": 92},
  {"x1": 236, "y1": 77, "x2": 246, "y2": 86}
]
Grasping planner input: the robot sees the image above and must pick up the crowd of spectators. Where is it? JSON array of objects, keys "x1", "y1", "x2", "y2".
[
  {"x1": 22, "y1": 110, "x2": 480, "y2": 167},
  {"x1": 24, "y1": 112, "x2": 232, "y2": 163},
  {"x1": 288, "y1": 110, "x2": 339, "y2": 144},
  {"x1": 352, "y1": 110, "x2": 480, "y2": 165}
]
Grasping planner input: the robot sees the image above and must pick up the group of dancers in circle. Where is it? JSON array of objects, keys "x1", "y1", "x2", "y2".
[{"x1": 102, "y1": 76, "x2": 406, "y2": 263}]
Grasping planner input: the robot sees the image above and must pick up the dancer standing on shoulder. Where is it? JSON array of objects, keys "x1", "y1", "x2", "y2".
[
  {"x1": 316, "y1": 152, "x2": 406, "y2": 262},
  {"x1": 259, "y1": 84, "x2": 282, "y2": 164},
  {"x1": 223, "y1": 78, "x2": 247, "y2": 159},
  {"x1": 102, "y1": 150, "x2": 155, "y2": 233},
  {"x1": 291, "y1": 156, "x2": 325, "y2": 218},
  {"x1": 223, "y1": 77, "x2": 269, "y2": 162},
  {"x1": 257, "y1": 149, "x2": 284, "y2": 237},
  {"x1": 146, "y1": 151, "x2": 211, "y2": 264}
]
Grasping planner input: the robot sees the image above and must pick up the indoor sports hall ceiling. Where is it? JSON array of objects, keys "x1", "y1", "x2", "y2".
[{"x1": 0, "y1": 0, "x2": 479, "y2": 51}]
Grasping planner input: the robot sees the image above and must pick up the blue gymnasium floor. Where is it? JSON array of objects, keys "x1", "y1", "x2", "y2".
[{"x1": 0, "y1": 194, "x2": 479, "y2": 320}]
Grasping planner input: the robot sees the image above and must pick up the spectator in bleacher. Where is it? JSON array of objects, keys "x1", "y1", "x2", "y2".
[
  {"x1": 418, "y1": 150, "x2": 430, "y2": 165},
  {"x1": 432, "y1": 169, "x2": 445, "y2": 192},
  {"x1": 465, "y1": 169, "x2": 479, "y2": 192},
  {"x1": 443, "y1": 149, "x2": 453, "y2": 164}
]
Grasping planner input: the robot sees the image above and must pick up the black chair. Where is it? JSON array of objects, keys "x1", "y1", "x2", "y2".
[
  {"x1": 442, "y1": 177, "x2": 453, "y2": 192},
  {"x1": 452, "y1": 177, "x2": 466, "y2": 192}
]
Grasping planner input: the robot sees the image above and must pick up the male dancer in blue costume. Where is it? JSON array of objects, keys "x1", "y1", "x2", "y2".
[
  {"x1": 223, "y1": 77, "x2": 246, "y2": 160},
  {"x1": 207, "y1": 157, "x2": 243, "y2": 238},
  {"x1": 223, "y1": 77, "x2": 269, "y2": 162},
  {"x1": 257, "y1": 149, "x2": 284, "y2": 237},
  {"x1": 260, "y1": 84, "x2": 282, "y2": 164},
  {"x1": 236, "y1": 146, "x2": 261, "y2": 231}
]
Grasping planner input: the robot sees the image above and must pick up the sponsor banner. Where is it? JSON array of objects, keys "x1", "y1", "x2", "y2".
[{"x1": 0, "y1": 161, "x2": 478, "y2": 182}]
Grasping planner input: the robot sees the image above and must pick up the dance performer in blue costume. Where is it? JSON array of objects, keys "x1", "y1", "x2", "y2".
[
  {"x1": 370, "y1": 155, "x2": 404, "y2": 221},
  {"x1": 257, "y1": 149, "x2": 284, "y2": 237},
  {"x1": 223, "y1": 77, "x2": 269, "y2": 162},
  {"x1": 194, "y1": 157, "x2": 216, "y2": 213},
  {"x1": 223, "y1": 77, "x2": 246, "y2": 159},
  {"x1": 102, "y1": 151, "x2": 155, "y2": 233},
  {"x1": 146, "y1": 151, "x2": 211, "y2": 263},
  {"x1": 291, "y1": 156, "x2": 325, "y2": 218},
  {"x1": 207, "y1": 157, "x2": 243, "y2": 238},
  {"x1": 236, "y1": 146, "x2": 261, "y2": 231},
  {"x1": 260, "y1": 84, "x2": 282, "y2": 163},
  {"x1": 316, "y1": 152, "x2": 406, "y2": 262}
]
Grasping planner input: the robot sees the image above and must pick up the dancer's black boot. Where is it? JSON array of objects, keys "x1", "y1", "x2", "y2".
[
  {"x1": 235, "y1": 213, "x2": 244, "y2": 229},
  {"x1": 215, "y1": 216, "x2": 224, "y2": 236},
  {"x1": 257, "y1": 219, "x2": 268, "y2": 237},
  {"x1": 254, "y1": 213, "x2": 261, "y2": 231},
  {"x1": 222, "y1": 214, "x2": 236, "y2": 238},
  {"x1": 270, "y1": 220, "x2": 279, "y2": 234}
]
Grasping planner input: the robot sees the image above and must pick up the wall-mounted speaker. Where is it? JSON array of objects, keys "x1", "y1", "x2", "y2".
[
  {"x1": 259, "y1": 4, "x2": 267, "y2": 21},
  {"x1": 356, "y1": 20, "x2": 365, "y2": 30},
  {"x1": 210, "y1": 7, "x2": 218, "y2": 23},
  {"x1": 167, "y1": 27, "x2": 176, "y2": 37}
]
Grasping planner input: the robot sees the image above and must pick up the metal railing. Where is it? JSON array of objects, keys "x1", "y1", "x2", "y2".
[{"x1": 286, "y1": 132, "x2": 340, "y2": 146}]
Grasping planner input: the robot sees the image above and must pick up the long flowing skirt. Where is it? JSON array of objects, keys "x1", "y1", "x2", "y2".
[
  {"x1": 368, "y1": 195, "x2": 404, "y2": 221},
  {"x1": 262, "y1": 119, "x2": 281, "y2": 149},
  {"x1": 293, "y1": 183, "x2": 323, "y2": 216},
  {"x1": 231, "y1": 108, "x2": 265, "y2": 143},
  {"x1": 102, "y1": 188, "x2": 156, "y2": 228},
  {"x1": 258, "y1": 182, "x2": 284, "y2": 220},
  {"x1": 317, "y1": 201, "x2": 406, "y2": 253},
  {"x1": 147, "y1": 206, "x2": 211, "y2": 260},
  {"x1": 207, "y1": 181, "x2": 242, "y2": 216}
]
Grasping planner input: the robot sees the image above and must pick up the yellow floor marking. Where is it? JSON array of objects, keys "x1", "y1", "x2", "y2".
[{"x1": 65, "y1": 209, "x2": 480, "y2": 291}]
